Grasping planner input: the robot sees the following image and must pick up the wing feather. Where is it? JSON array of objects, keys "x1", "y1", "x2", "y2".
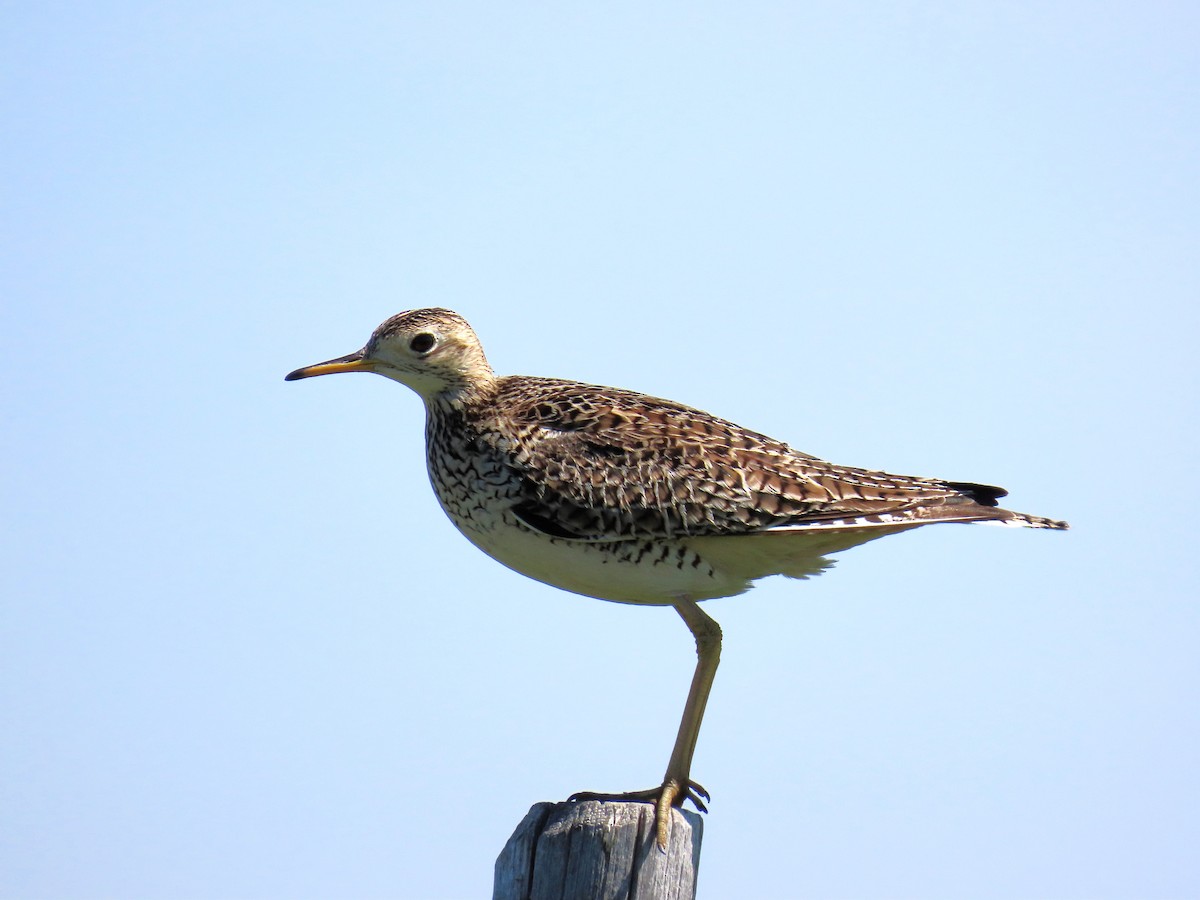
[{"x1": 486, "y1": 377, "x2": 1007, "y2": 541}]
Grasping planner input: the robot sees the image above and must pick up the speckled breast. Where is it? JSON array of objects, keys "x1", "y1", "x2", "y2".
[{"x1": 420, "y1": 405, "x2": 742, "y2": 605}]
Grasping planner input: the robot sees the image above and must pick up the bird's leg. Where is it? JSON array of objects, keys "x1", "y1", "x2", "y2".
[
  {"x1": 570, "y1": 597, "x2": 722, "y2": 849},
  {"x1": 655, "y1": 598, "x2": 722, "y2": 844}
]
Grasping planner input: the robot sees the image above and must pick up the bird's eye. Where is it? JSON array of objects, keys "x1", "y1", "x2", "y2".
[{"x1": 409, "y1": 333, "x2": 437, "y2": 354}]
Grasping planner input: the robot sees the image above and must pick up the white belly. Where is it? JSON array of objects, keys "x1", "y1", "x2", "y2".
[{"x1": 455, "y1": 515, "x2": 750, "y2": 605}]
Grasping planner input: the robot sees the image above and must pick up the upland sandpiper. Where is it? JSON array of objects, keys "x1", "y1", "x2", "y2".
[{"x1": 286, "y1": 308, "x2": 1067, "y2": 847}]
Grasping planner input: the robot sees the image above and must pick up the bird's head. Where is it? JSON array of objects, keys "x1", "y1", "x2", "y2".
[{"x1": 285, "y1": 308, "x2": 494, "y2": 400}]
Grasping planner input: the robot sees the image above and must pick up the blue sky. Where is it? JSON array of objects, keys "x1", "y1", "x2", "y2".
[{"x1": 2, "y1": 3, "x2": 1197, "y2": 898}]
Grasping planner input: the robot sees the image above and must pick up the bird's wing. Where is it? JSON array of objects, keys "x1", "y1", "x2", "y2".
[{"x1": 493, "y1": 377, "x2": 1006, "y2": 542}]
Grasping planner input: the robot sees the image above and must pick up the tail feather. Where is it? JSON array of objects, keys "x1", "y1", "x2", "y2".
[
  {"x1": 984, "y1": 509, "x2": 1070, "y2": 530},
  {"x1": 941, "y1": 482, "x2": 1068, "y2": 530},
  {"x1": 943, "y1": 481, "x2": 1008, "y2": 507}
]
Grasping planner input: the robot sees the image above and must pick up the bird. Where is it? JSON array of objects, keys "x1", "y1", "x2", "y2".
[{"x1": 285, "y1": 307, "x2": 1068, "y2": 848}]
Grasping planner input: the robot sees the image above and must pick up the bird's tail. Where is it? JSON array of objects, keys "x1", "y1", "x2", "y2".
[
  {"x1": 982, "y1": 509, "x2": 1070, "y2": 530},
  {"x1": 941, "y1": 481, "x2": 1069, "y2": 530}
]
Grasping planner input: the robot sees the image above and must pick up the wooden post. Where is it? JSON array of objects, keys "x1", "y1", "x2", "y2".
[{"x1": 493, "y1": 800, "x2": 703, "y2": 900}]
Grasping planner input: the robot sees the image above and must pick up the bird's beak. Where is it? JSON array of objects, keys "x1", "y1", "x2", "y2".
[{"x1": 285, "y1": 349, "x2": 374, "y2": 381}]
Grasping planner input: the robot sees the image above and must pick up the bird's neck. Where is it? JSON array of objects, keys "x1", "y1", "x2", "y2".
[{"x1": 424, "y1": 373, "x2": 499, "y2": 413}]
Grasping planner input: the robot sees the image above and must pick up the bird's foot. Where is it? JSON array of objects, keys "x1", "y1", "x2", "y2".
[{"x1": 568, "y1": 778, "x2": 709, "y2": 849}]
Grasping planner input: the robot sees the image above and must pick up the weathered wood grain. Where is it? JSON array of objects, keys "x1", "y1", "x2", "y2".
[{"x1": 494, "y1": 800, "x2": 703, "y2": 900}]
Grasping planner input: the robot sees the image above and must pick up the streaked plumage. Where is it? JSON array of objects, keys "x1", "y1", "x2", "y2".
[{"x1": 286, "y1": 307, "x2": 1068, "y2": 846}]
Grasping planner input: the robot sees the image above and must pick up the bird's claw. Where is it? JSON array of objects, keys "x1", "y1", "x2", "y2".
[
  {"x1": 568, "y1": 778, "x2": 710, "y2": 849},
  {"x1": 568, "y1": 778, "x2": 708, "y2": 810}
]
